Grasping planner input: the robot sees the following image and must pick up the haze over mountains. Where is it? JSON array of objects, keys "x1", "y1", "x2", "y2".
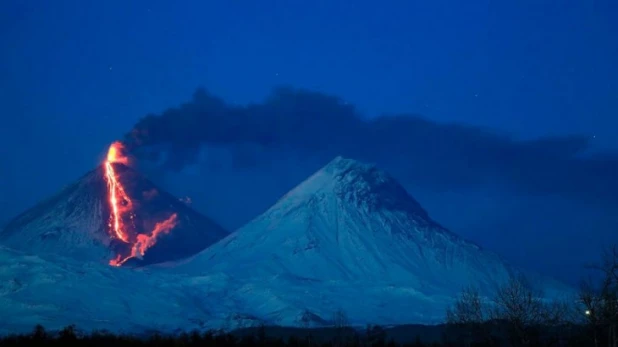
[{"x1": 0, "y1": 154, "x2": 572, "y2": 335}]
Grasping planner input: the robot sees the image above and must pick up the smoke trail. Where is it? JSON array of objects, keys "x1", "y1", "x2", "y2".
[{"x1": 123, "y1": 86, "x2": 615, "y2": 204}]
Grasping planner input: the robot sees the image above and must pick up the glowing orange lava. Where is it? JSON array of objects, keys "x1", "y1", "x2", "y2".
[
  {"x1": 104, "y1": 141, "x2": 132, "y2": 243},
  {"x1": 104, "y1": 141, "x2": 179, "y2": 267},
  {"x1": 110, "y1": 213, "x2": 178, "y2": 266},
  {"x1": 106, "y1": 141, "x2": 129, "y2": 165},
  {"x1": 133, "y1": 213, "x2": 178, "y2": 258}
]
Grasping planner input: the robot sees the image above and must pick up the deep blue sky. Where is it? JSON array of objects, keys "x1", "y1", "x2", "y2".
[{"x1": 1, "y1": 1, "x2": 617, "y2": 281}]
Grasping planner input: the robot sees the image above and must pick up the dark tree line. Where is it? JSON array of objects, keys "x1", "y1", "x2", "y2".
[
  {"x1": 0, "y1": 324, "x2": 427, "y2": 347},
  {"x1": 445, "y1": 245, "x2": 618, "y2": 346},
  {"x1": 580, "y1": 246, "x2": 618, "y2": 347}
]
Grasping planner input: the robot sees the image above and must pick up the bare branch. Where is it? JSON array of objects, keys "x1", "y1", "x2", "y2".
[{"x1": 446, "y1": 286, "x2": 486, "y2": 325}]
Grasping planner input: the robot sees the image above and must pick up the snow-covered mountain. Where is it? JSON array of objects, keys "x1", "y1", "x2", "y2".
[
  {"x1": 176, "y1": 156, "x2": 572, "y2": 324},
  {"x1": 0, "y1": 163, "x2": 228, "y2": 266},
  {"x1": 182, "y1": 157, "x2": 517, "y2": 293},
  {"x1": 0, "y1": 156, "x2": 572, "y2": 333}
]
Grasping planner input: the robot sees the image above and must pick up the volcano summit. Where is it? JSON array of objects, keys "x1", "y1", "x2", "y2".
[
  {"x1": 0, "y1": 142, "x2": 228, "y2": 266},
  {"x1": 182, "y1": 156, "x2": 568, "y2": 298}
]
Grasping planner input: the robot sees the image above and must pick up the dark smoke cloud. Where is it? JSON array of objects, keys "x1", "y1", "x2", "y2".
[{"x1": 124, "y1": 87, "x2": 617, "y2": 204}]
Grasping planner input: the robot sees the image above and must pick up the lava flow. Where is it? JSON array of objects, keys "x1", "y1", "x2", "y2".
[
  {"x1": 103, "y1": 141, "x2": 179, "y2": 267},
  {"x1": 104, "y1": 141, "x2": 133, "y2": 243},
  {"x1": 109, "y1": 213, "x2": 178, "y2": 266}
]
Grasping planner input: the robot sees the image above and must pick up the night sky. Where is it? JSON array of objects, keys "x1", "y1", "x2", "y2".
[{"x1": 1, "y1": 1, "x2": 617, "y2": 284}]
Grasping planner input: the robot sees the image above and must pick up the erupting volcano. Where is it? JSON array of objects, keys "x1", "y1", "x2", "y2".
[{"x1": 0, "y1": 142, "x2": 229, "y2": 266}]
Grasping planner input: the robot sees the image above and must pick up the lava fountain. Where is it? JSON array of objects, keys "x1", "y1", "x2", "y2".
[{"x1": 104, "y1": 141, "x2": 178, "y2": 266}]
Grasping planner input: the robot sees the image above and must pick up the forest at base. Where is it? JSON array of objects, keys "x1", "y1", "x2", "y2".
[{"x1": 0, "y1": 322, "x2": 601, "y2": 347}]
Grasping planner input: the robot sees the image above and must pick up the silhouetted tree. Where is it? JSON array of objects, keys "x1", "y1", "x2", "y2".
[
  {"x1": 491, "y1": 274, "x2": 575, "y2": 346},
  {"x1": 447, "y1": 287, "x2": 486, "y2": 325},
  {"x1": 446, "y1": 276, "x2": 576, "y2": 346},
  {"x1": 331, "y1": 308, "x2": 349, "y2": 346},
  {"x1": 445, "y1": 286, "x2": 492, "y2": 346},
  {"x1": 365, "y1": 324, "x2": 387, "y2": 346},
  {"x1": 58, "y1": 324, "x2": 78, "y2": 341},
  {"x1": 490, "y1": 275, "x2": 546, "y2": 346},
  {"x1": 31, "y1": 324, "x2": 46, "y2": 341},
  {"x1": 581, "y1": 245, "x2": 618, "y2": 347}
]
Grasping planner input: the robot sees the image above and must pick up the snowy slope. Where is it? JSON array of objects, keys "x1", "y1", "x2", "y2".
[
  {"x1": 0, "y1": 164, "x2": 229, "y2": 266},
  {"x1": 0, "y1": 245, "x2": 225, "y2": 335},
  {"x1": 182, "y1": 157, "x2": 517, "y2": 293},
  {"x1": 173, "y1": 156, "x2": 573, "y2": 326},
  {"x1": 0, "y1": 245, "x2": 330, "y2": 335},
  {"x1": 0, "y1": 167, "x2": 113, "y2": 262}
]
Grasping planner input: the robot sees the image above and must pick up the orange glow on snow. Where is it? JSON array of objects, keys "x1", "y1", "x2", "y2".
[
  {"x1": 109, "y1": 254, "x2": 124, "y2": 267},
  {"x1": 104, "y1": 141, "x2": 179, "y2": 267},
  {"x1": 133, "y1": 213, "x2": 178, "y2": 258},
  {"x1": 109, "y1": 213, "x2": 178, "y2": 266}
]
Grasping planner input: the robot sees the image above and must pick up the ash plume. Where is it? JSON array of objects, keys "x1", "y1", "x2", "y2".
[{"x1": 123, "y1": 87, "x2": 617, "y2": 204}]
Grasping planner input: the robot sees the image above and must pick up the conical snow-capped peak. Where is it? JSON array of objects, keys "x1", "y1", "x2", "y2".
[
  {"x1": 176, "y1": 155, "x2": 571, "y2": 329},
  {"x1": 274, "y1": 156, "x2": 432, "y2": 222},
  {"x1": 182, "y1": 156, "x2": 508, "y2": 288}
]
